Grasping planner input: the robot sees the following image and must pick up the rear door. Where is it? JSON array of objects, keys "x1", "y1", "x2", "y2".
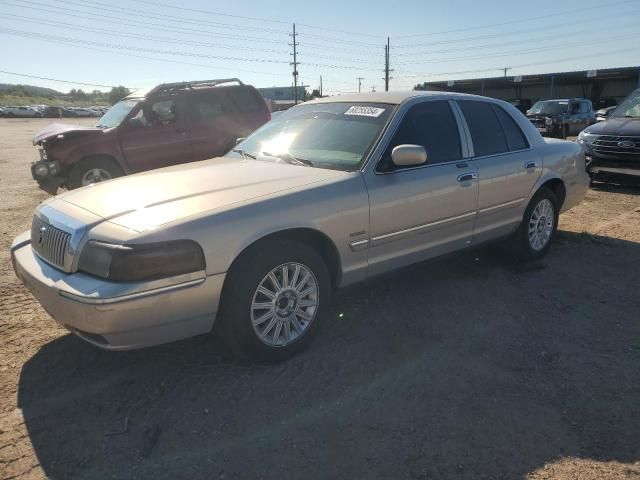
[
  {"x1": 118, "y1": 96, "x2": 194, "y2": 172},
  {"x1": 456, "y1": 100, "x2": 541, "y2": 243}
]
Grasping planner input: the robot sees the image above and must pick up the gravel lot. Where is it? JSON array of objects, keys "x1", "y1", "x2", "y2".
[{"x1": 1, "y1": 118, "x2": 639, "y2": 480}]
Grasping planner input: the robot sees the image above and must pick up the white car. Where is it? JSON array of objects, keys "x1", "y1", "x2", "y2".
[{"x1": 4, "y1": 106, "x2": 43, "y2": 118}]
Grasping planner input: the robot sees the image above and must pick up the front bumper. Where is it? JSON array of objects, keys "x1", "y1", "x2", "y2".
[
  {"x1": 11, "y1": 231, "x2": 224, "y2": 350},
  {"x1": 31, "y1": 160, "x2": 65, "y2": 194}
]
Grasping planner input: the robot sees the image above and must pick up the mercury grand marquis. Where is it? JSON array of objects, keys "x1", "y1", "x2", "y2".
[{"x1": 12, "y1": 92, "x2": 589, "y2": 362}]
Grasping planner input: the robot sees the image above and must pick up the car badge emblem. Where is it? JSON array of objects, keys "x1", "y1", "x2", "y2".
[
  {"x1": 618, "y1": 140, "x2": 635, "y2": 149},
  {"x1": 38, "y1": 226, "x2": 46, "y2": 245}
]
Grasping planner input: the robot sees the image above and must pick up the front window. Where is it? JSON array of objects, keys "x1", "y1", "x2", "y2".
[
  {"x1": 96, "y1": 99, "x2": 140, "y2": 128},
  {"x1": 610, "y1": 89, "x2": 640, "y2": 118},
  {"x1": 229, "y1": 102, "x2": 394, "y2": 171},
  {"x1": 528, "y1": 100, "x2": 569, "y2": 115}
]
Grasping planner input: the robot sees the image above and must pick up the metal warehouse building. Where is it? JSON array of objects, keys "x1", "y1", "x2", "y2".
[{"x1": 416, "y1": 66, "x2": 640, "y2": 108}]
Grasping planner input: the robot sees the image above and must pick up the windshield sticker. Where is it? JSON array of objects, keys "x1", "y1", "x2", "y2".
[{"x1": 344, "y1": 106, "x2": 386, "y2": 117}]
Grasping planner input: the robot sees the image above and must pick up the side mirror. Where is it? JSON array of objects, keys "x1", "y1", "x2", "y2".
[
  {"x1": 129, "y1": 117, "x2": 144, "y2": 128},
  {"x1": 236, "y1": 137, "x2": 246, "y2": 145},
  {"x1": 391, "y1": 144, "x2": 428, "y2": 167}
]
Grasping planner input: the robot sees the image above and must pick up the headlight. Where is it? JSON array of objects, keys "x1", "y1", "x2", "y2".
[
  {"x1": 78, "y1": 239, "x2": 206, "y2": 281},
  {"x1": 577, "y1": 131, "x2": 598, "y2": 145},
  {"x1": 545, "y1": 117, "x2": 553, "y2": 126}
]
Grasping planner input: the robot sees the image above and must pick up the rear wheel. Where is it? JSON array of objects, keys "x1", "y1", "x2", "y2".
[
  {"x1": 509, "y1": 188, "x2": 559, "y2": 260},
  {"x1": 219, "y1": 239, "x2": 331, "y2": 363},
  {"x1": 67, "y1": 156, "x2": 123, "y2": 189}
]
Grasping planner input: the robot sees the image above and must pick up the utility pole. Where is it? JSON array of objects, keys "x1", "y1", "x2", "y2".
[
  {"x1": 384, "y1": 37, "x2": 393, "y2": 92},
  {"x1": 320, "y1": 75, "x2": 323, "y2": 97},
  {"x1": 289, "y1": 23, "x2": 299, "y2": 104},
  {"x1": 503, "y1": 67, "x2": 512, "y2": 78},
  {"x1": 356, "y1": 76, "x2": 364, "y2": 93},
  {"x1": 371, "y1": 85, "x2": 376, "y2": 93}
]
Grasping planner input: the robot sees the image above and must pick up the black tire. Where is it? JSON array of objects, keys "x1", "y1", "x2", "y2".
[
  {"x1": 67, "y1": 156, "x2": 124, "y2": 189},
  {"x1": 218, "y1": 239, "x2": 331, "y2": 363},
  {"x1": 509, "y1": 187, "x2": 559, "y2": 260}
]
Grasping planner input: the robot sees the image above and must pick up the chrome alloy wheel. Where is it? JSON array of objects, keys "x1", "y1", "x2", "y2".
[
  {"x1": 82, "y1": 168, "x2": 112, "y2": 186},
  {"x1": 251, "y1": 262, "x2": 319, "y2": 347},
  {"x1": 528, "y1": 198, "x2": 554, "y2": 251}
]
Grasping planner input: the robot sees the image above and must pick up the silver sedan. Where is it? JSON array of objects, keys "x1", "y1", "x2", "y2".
[{"x1": 12, "y1": 92, "x2": 589, "y2": 362}]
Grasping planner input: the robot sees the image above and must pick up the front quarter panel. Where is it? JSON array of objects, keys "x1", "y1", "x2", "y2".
[{"x1": 128, "y1": 173, "x2": 371, "y2": 287}]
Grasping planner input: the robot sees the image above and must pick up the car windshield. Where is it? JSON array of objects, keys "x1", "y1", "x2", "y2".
[
  {"x1": 96, "y1": 99, "x2": 140, "y2": 128},
  {"x1": 528, "y1": 100, "x2": 568, "y2": 115},
  {"x1": 610, "y1": 89, "x2": 640, "y2": 118},
  {"x1": 228, "y1": 102, "x2": 394, "y2": 171}
]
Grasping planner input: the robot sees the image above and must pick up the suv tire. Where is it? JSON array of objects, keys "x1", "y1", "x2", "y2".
[
  {"x1": 67, "y1": 156, "x2": 124, "y2": 189},
  {"x1": 219, "y1": 239, "x2": 331, "y2": 363}
]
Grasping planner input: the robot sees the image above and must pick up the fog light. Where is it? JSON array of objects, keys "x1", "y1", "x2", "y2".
[
  {"x1": 48, "y1": 162, "x2": 60, "y2": 176},
  {"x1": 34, "y1": 163, "x2": 49, "y2": 177}
]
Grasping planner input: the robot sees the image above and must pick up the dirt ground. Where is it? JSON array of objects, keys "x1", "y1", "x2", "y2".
[{"x1": 1, "y1": 118, "x2": 639, "y2": 480}]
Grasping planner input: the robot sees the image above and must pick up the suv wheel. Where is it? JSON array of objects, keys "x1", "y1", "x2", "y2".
[
  {"x1": 67, "y1": 157, "x2": 123, "y2": 189},
  {"x1": 509, "y1": 188, "x2": 559, "y2": 260},
  {"x1": 219, "y1": 239, "x2": 330, "y2": 363}
]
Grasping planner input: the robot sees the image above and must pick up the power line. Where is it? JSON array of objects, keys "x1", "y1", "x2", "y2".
[
  {"x1": 0, "y1": 70, "x2": 128, "y2": 88},
  {"x1": 0, "y1": 13, "x2": 290, "y2": 54},
  {"x1": 0, "y1": 28, "x2": 290, "y2": 64},
  {"x1": 392, "y1": 0, "x2": 637, "y2": 38}
]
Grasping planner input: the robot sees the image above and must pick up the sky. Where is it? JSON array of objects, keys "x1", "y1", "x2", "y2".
[{"x1": 1, "y1": 0, "x2": 639, "y2": 95}]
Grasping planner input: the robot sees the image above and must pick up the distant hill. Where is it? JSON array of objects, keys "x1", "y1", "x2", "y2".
[{"x1": 0, "y1": 83, "x2": 63, "y2": 97}]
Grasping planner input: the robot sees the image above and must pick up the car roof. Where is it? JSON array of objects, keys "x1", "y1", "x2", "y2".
[{"x1": 306, "y1": 90, "x2": 498, "y2": 106}]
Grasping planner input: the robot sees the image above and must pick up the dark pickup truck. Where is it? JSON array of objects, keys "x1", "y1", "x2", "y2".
[
  {"x1": 527, "y1": 98, "x2": 595, "y2": 139},
  {"x1": 31, "y1": 79, "x2": 270, "y2": 193},
  {"x1": 578, "y1": 88, "x2": 640, "y2": 184}
]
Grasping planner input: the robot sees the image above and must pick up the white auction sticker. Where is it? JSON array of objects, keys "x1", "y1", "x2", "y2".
[{"x1": 344, "y1": 106, "x2": 386, "y2": 117}]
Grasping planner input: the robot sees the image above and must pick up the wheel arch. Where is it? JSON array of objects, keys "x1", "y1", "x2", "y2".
[
  {"x1": 528, "y1": 174, "x2": 566, "y2": 210},
  {"x1": 226, "y1": 227, "x2": 343, "y2": 290},
  {"x1": 74, "y1": 153, "x2": 127, "y2": 175}
]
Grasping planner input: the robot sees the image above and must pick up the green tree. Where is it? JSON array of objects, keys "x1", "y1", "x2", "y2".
[{"x1": 108, "y1": 86, "x2": 130, "y2": 105}]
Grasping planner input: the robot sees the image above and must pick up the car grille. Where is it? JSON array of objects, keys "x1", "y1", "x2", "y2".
[
  {"x1": 30, "y1": 215, "x2": 71, "y2": 269},
  {"x1": 530, "y1": 118, "x2": 546, "y2": 128},
  {"x1": 591, "y1": 135, "x2": 640, "y2": 162}
]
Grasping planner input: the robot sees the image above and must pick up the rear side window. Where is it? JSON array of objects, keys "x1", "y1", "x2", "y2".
[
  {"x1": 379, "y1": 100, "x2": 461, "y2": 171},
  {"x1": 458, "y1": 100, "x2": 508, "y2": 157},
  {"x1": 189, "y1": 93, "x2": 225, "y2": 120},
  {"x1": 492, "y1": 105, "x2": 529, "y2": 151},
  {"x1": 227, "y1": 88, "x2": 264, "y2": 113}
]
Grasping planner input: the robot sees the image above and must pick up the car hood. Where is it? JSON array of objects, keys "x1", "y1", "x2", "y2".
[
  {"x1": 56, "y1": 157, "x2": 347, "y2": 232},
  {"x1": 33, "y1": 122, "x2": 101, "y2": 145},
  {"x1": 584, "y1": 116, "x2": 640, "y2": 136}
]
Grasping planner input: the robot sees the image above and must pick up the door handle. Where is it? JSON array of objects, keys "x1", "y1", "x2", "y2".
[
  {"x1": 457, "y1": 172, "x2": 477, "y2": 182},
  {"x1": 524, "y1": 161, "x2": 537, "y2": 169}
]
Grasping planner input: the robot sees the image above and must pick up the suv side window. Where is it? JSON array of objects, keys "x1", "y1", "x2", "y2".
[
  {"x1": 227, "y1": 88, "x2": 264, "y2": 113},
  {"x1": 378, "y1": 100, "x2": 461, "y2": 172},
  {"x1": 189, "y1": 92, "x2": 225, "y2": 120},
  {"x1": 133, "y1": 99, "x2": 177, "y2": 127},
  {"x1": 458, "y1": 100, "x2": 508, "y2": 157},
  {"x1": 491, "y1": 105, "x2": 529, "y2": 151},
  {"x1": 580, "y1": 101, "x2": 591, "y2": 113}
]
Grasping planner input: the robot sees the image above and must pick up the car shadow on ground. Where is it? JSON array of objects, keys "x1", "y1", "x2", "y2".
[
  {"x1": 590, "y1": 181, "x2": 640, "y2": 194},
  {"x1": 18, "y1": 231, "x2": 640, "y2": 479}
]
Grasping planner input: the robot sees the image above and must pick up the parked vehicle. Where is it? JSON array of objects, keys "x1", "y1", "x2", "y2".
[
  {"x1": 578, "y1": 88, "x2": 640, "y2": 183},
  {"x1": 40, "y1": 106, "x2": 64, "y2": 118},
  {"x1": 526, "y1": 98, "x2": 595, "y2": 138},
  {"x1": 0, "y1": 107, "x2": 4, "y2": 117},
  {"x1": 595, "y1": 106, "x2": 616, "y2": 122},
  {"x1": 507, "y1": 98, "x2": 532, "y2": 114},
  {"x1": 12, "y1": 92, "x2": 589, "y2": 361},
  {"x1": 4, "y1": 106, "x2": 43, "y2": 118},
  {"x1": 30, "y1": 78, "x2": 270, "y2": 193}
]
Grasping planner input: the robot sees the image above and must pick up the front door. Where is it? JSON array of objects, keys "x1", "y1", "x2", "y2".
[
  {"x1": 363, "y1": 100, "x2": 478, "y2": 277},
  {"x1": 119, "y1": 97, "x2": 194, "y2": 172}
]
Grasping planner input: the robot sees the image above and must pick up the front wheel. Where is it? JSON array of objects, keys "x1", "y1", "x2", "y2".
[
  {"x1": 219, "y1": 239, "x2": 331, "y2": 363},
  {"x1": 509, "y1": 188, "x2": 559, "y2": 260},
  {"x1": 67, "y1": 157, "x2": 123, "y2": 189}
]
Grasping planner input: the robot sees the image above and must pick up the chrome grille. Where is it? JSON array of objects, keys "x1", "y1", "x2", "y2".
[
  {"x1": 30, "y1": 215, "x2": 71, "y2": 269},
  {"x1": 592, "y1": 135, "x2": 640, "y2": 161}
]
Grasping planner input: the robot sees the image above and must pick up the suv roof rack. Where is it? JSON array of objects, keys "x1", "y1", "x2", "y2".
[{"x1": 144, "y1": 78, "x2": 245, "y2": 97}]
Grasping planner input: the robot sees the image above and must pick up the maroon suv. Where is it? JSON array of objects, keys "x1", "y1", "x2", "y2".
[{"x1": 31, "y1": 79, "x2": 270, "y2": 193}]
